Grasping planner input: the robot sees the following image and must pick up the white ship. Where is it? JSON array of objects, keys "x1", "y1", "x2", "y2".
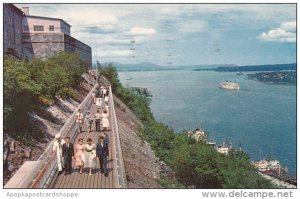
[
  {"x1": 219, "y1": 81, "x2": 240, "y2": 90},
  {"x1": 216, "y1": 143, "x2": 232, "y2": 155},
  {"x1": 253, "y1": 159, "x2": 280, "y2": 172},
  {"x1": 187, "y1": 123, "x2": 207, "y2": 142}
]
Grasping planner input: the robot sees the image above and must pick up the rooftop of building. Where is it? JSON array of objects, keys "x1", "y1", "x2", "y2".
[
  {"x1": 8, "y1": 3, "x2": 72, "y2": 27},
  {"x1": 23, "y1": 15, "x2": 72, "y2": 27},
  {"x1": 4, "y1": 3, "x2": 24, "y2": 14}
]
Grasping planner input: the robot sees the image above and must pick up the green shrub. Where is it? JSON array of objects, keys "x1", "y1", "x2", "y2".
[{"x1": 4, "y1": 52, "x2": 88, "y2": 142}]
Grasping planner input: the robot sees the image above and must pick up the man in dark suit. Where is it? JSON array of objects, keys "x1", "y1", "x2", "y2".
[
  {"x1": 103, "y1": 130, "x2": 109, "y2": 157},
  {"x1": 62, "y1": 137, "x2": 74, "y2": 175},
  {"x1": 96, "y1": 136, "x2": 109, "y2": 177}
]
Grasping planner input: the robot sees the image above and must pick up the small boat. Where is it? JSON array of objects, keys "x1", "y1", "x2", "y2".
[
  {"x1": 236, "y1": 72, "x2": 244, "y2": 75},
  {"x1": 207, "y1": 141, "x2": 216, "y2": 146},
  {"x1": 126, "y1": 77, "x2": 133, "y2": 80}
]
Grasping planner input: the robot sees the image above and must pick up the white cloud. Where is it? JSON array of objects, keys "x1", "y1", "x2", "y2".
[
  {"x1": 97, "y1": 37, "x2": 131, "y2": 45},
  {"x1": 259, "y1": 21, "x2": 296, "y2": 43},
  {"x1": 111, "y1": 50, "x2": 133, "y2": 56},
  {"x1": 177, "y1": 20, "x2": 206, "y2": 33},
  {"x1": 61, "y1": 11, "x2": 118, "y2": 27},
  {"x1": 132, "y1": 36, "x2": 145, "y2": 43},
  {"x1": 280, "y1": 21, "x2": 296, "y2": 31},
  {"x1": 85, "y1": 24, "x2": 120, "y2": 34},
  {"x1": 95, "y1": 34, "x2": 146, "y2": 46},
  {"x1": 129, "y1": 26, "x2": 157, "y2": 35},
  {"x1": 94, "y1": 49, "x2": 133, "y2": 58}
]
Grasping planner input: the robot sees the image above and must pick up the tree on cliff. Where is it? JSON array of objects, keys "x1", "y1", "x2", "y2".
[{"x1": 4, "y1": 52, "x2": 88, "y2": 142}]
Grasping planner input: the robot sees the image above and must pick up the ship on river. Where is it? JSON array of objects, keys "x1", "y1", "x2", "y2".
[
  {"x1": 219, "y1": 81, "x2": 240, "y2": 90},
  {"x1": 252, "y1": 158, "x2": 296, "y2": 186},
  {"x1": 253, "y1": 159, "x2": 281, "y2": 174}
]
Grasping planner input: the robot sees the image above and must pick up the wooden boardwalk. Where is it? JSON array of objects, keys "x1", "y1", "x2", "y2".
[{"x1": 51, "y1": 102, "x2": 116, "y2": 188}]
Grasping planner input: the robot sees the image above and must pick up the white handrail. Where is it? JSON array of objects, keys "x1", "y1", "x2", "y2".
[{"x1": 106, "y1": 77, "x2": 127, "y2": 188}]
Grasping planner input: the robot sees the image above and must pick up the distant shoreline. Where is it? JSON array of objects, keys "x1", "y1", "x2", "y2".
[
  {"x1": 102, "y1": 62, "x2": 297, "y2": 73},
  {"x1": 194, "y1": 63, "x2": 296, "y2": 72},
  {"x1": 247, "y1": 71, "x2": 296, "y2": 85}
]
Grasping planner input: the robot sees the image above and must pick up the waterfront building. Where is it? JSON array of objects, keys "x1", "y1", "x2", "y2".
[{"x1": 3, "y1": 3, "x2": 92, "y2": 67}]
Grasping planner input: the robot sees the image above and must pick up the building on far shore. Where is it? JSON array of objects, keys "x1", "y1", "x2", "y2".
[{"x1": 3, "y1": 3, "x2": 92, "y2": 67}]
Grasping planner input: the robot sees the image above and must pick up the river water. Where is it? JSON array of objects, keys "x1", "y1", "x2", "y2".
[{"x1": 119, "y1": 70, "x2": 296, "y2": 175}]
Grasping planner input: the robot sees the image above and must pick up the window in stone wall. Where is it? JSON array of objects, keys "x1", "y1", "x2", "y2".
[
  {"x1": 23, "y1": 25, "x2": 29, "y2": 31},
  {"x1": 49, "y1": 25, "x2": 55, "y2": 31},
  {"x1": 34, "y1": 25, "x2": 44, "y2": 31}
]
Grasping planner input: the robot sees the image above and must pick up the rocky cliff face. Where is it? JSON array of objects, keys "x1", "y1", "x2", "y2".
[
  {"x1": 114, "y1": 96, "x2": 163, "y2": 188},
  {"x1": 3, "y1": 79, "x2": 92, "y2": 185}
]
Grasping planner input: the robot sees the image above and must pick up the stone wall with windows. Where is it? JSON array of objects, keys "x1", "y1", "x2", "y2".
[
  {"x1": 22, "y1": 16, "x2": 70, "y2": 35},
  {"x1": 4, "y1": 4, "x2": 91, "y2": 67}
]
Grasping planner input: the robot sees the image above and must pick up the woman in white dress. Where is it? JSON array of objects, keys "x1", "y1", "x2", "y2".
[
  {"x1": 53, "y1": 133, "x2": 64, "y2": 174},
  {"x1": 96, "y1": 97, "x2": 102, "y2": 109},
  {"x1": 102, "y1": 87, "x2": 107, "y2": 98},
  {"x1": 104, "y1": 95, "x2": 109, "y2": 105},
  {"x1": 84, "y1": 138, "x2": 96, "y2": 175},
  {"x1": 101, "y1": 110, "x2": 110, "y2": 131},
  {"x1": 74, "y1": 138, "x2": 85, "y2": 174},
  {"x1": 92, "y1": 92, "x2": 96, "y2": 104}
]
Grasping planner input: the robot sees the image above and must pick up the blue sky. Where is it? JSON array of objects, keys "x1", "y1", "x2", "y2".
[{"x1": 16, "y1": 4, "x2": 296, "y2": 66}]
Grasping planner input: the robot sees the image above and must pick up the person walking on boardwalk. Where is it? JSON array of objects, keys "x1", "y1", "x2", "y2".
[
  {"x1": 84, "y1": 138, "x2": 96, "y2": 175},
  {"x1": 102, "y1": 86, "x2": 107, "y2": 99},
  {"x1": 101, "y1": 110, "x2": 110, "y2": 131},
  {"x1": 76, "y1": 109, "x2": 84, "y2": 133},
  {"x1": 94, "y1": 109, "x2": 101, "y2": 132},
  {"x1": 53, "y1": 133, "x2": 64, "y2": 175},
  {"x1": 105, "y1": 86, "x2": 109, "y2": 96},
  {"x1": 74, "y1": 138, "x2": 85, "y2": 174},
  {"x1": 92, "y1": 91, "x2": 96, "y2": 104},
  {"x1": 96, "y1": 136, "x2": 109, "y2": 177},
  {"x1": 104, "y1": 105, "x2": 109, "y2": 114},
  {"x1": 100, "y1": 86, "x2": 104, "y2": 98},
  {"x1": 104, "y1": 95, "x2": 109, "y2": 105},
  {"x1": 96, "y1": 96, "x2": 103, "y2": 109},
  {"x1": 96, "y1": 86, "x2": 101, "y2": 98},
  {"x1": 102, "y1": 130, "x2": 109, "y2": 158},
  {"x1": 102, "y1": 130, "x2": 109, "y2": 145},
  {"x1": 85, "y1": 111, "x2": 93, "y2": 133},
  {"x1": 62, "y1": 137, "x2": 74, "y2": 175}
]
